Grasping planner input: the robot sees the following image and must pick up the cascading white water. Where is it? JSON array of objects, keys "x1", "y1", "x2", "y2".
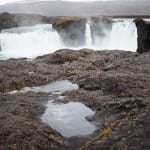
[
  {"x1": 107, "y1": 19, "x2": 137, "y2": 51},
  {"x1": 85, "y1": 22, "x2": 92, "y2": 47},
  {"x1": 0, "y1": 24, "x2": 63, "y2": 58},
  {"x1": 89, "y1": 19, "x2": 137, "y2": 51},
  {"x1": 0, "y1": 19, "x2": 138, "y2": 59}
]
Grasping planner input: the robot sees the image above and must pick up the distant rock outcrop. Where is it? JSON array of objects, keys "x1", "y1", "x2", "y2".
[
  {"x1": 0, "y1": 12, "x2": 54, "y2": 31},
  {"x1": 135, "y1": 19, "x2": 150, "y2": 53},
  {"x1": 0, "y1": 12, "x2": 17, "y2": 30},
  {"x1": 53, "y1": 17, "x2": 87, "y2": 47}
]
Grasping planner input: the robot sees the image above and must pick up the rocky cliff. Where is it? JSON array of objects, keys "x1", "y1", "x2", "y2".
[
  {"x1": 135, "y1": 19, "x2": 150, "y2": 53},
  {"x1": 53, "y1": 17, "x2": 87, "y2": 47}
]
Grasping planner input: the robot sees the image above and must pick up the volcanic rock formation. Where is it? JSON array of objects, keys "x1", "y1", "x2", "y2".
[
  {"x1": 135, "y1": 18, "x2": 150, "y2": 53},
  {"x1": 0, "y1": 49, "x2": 150, "y2": 149}
]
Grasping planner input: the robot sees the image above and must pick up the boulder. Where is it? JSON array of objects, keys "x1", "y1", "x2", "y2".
[
  {"x1": 135, "y1": 18, "x2": 150, "y2": 53},
  {"x1": 53, "y1": 17, "x2": 87, "y2": 47}
]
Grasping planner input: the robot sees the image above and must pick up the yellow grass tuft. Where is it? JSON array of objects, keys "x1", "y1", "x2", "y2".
[{"x1": 53, "y1": 17, "x2": 84, "y2": 27}]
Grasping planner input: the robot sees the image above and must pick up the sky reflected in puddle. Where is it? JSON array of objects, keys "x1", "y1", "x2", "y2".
[
  {"x1": 41, "y1": 101, "x2": 97, "y2": 137},
  {"x1": 8, "y1": 79, "x2": 96, "y2": 137},
  {"x1": 9, "y1": 80, "x2": 79, "y2": 94}
]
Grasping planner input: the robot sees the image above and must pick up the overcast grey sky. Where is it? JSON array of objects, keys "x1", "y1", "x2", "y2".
[
  {"x1": 0, "y1": 0, "x2": 149, "y2": 16},
  {"x1": 0, "y1": 0, "x2": 141, "y2": 5}
]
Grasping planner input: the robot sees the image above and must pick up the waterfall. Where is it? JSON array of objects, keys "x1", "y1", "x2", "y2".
[
  {"x1": 0, "y1": 24, "x2": 63, "y2": 58},
  {"x1": 85, "y1": 21, "x2": 92, "y2": 47},
  {"x1": 0, "y1": 19, "x2": 138, "y2": 59},
  {"x1": 107, "y1": 19, "x2": 137, "y2": 51},
  {"x1": 90, "y1": 19, "x2": 137, "y2": 51}
]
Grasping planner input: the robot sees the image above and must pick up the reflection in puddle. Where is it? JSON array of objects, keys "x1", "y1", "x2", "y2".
[
  {"x1": 41, "y1": 101, "x2": 96, "y2": 137},
  {"x1": 9, "y1": 80, "x2": 79, "y2": 94},
  {"x1": 8, "y1": 79, "x2": 96, "y2": 137}
]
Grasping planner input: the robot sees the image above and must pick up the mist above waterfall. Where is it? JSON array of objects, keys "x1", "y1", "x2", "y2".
[{"x1": 0, "y1": 19, "x2": 137, "y2": 59}]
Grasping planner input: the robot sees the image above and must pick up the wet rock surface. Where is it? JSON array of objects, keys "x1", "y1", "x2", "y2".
[{"x1": 0, "y1": 49, "x2": 150, "y2": 149}]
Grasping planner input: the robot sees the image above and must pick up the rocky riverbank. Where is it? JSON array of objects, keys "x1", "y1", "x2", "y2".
[{"x1": 0, "y1": 49, "x2": 149, "y2": 149}]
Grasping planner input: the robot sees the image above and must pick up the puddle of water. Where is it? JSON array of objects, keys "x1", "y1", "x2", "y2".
[
  {"x1": 41, "y1": 101, "x2": 97, "y2": 137},
  {"x1": 8, "y1": 80, "x2": 79, "y2": 94},
  {"x1": 8, "y1": 79, "x2": 97, "y2": 137}
]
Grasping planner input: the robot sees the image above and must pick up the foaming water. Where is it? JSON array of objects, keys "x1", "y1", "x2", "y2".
[
  {"x1": 104, "y1": 19, "x2": 137, "y2": 50},
  {"x1": 86, "y1": 22, "x2": 92, "y2": 47},
  {"x1": 41, "y1": 101, "x2": 96, "y2": 137},
  {"x1": 0, "y1": 19, "x2": 138, "y2": 59},
  {"x1": 0, "y1": 24, "x2": 63, "y2": 58}
]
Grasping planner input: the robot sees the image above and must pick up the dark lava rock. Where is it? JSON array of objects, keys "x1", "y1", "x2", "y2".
[
  {"x1": 0, "y1": 12, "x2": 17, "y2": 30},
  {"x1": 0, "y1": 49, "x2": 150, "y2": 149},
  {"x1": 0, "y1": 92, "x2": 67, "y2": 150},
  {"x1": 135, "y1": 18, "x2": 150, "y2": 53},
  {"x1": 37, "y1": 49, "x2": 85, "y2": 64},
  {"x1": 53, "y1": 17, "x2": 87, "y2": 47}
]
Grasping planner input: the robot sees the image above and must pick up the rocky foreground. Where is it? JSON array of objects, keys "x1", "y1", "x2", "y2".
[{"x1": 0, "y1": 49, "x2": 149, "y2": 149}]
